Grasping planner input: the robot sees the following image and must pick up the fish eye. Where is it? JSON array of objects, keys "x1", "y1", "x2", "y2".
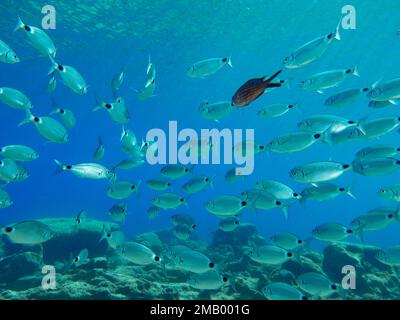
[
  {"x1": 185, "y1": 168, "x2": 189, "y2": 172},
  {"x1": 131, "y1": 185, "x2": 135, "y2": 190},
  {"x1": 397, "y1": 160, "x2": 400, "y2": 165},
  {"x1": 222, "y1": 276, "x2": 228, "y2": 282},
  {"x1": 345, "y1": 69, "x2": 351, "y2": 74},
  {"x1": 192, "y1": 224, "x2": 196, "y2": 229},
  {"x1": 154, "y1": 256, "x2": 160, "y2": 262},
  {"x1": 4, "y1": 227, "x2": 13, "y2": 233},
  {"x1": 339, "y1": 187, "x2": 345, "y2": 192},
  {"x1": 34, "y1": 117, "x2": 40, "y2": 122},
  {"x1": 275, "y1": 201, "x2": 282, "y2": 206},
  {"x1": 180, "y1": 198, "x2": 184, "y2": 202},
  {"x1": 209, "y1": 262, "x2": 215, "y2": 268},
  {"x1": 60, "y1": 109, "x2": 65, "y2": 114},
  {"x1": 331, "y1": 284, "x2": 338, "y2": 290},
  {"x1": 314, "y1": 133, "x2": 321, "y2": 139},
  {"x1": 74, "y1": 257, "x2": 79, "y2": 262},
  {"x1": 187, "y1": 231, "x2": 191, "y2": 235},
  {"x1": 397, "y1": 148, "x2": 400, "y2": 152},
  {"x1": 288, "y1": 104, "x2": 294, "y2": 108},
  {"x1": 241, "y1": 201, "x2": 247, "y2": 207},
  {"x1": 167, "y1": 183, "x2": 171, "y2": 186},
  {"x1": 287, "y1": 252, "x2": 293, "y2": 258},
  {"x1": 298, "y1": 239, "x2": 303, "y2": 244},
  {"x1": 348, "y1": 120, "x2": 356, "y2": 124},
  {"x1": 327, "y1": 33, "x2": 334, "y2": 39},
  {"x1": 24, "y1": 26, "x2": 31, "y2": 32},
  {"x1": 259, "y1": 145, "x2": 265, "y2": 150},
  {"x1": 66, "y1": 165, "x2": 72, "y2": 170},
  {"x1": 346, "y1": 229, "x2": 353, "y2": 234},
  {"x1": 342, "y1": 164, "x2": 350, "y2": 169},
  {"x1": 362, "y1": 87, "x2": 369, "y2": 92},
  {"x1": 293, "y1": 192, "x2": 299, "y2": 198},
  {"x1": 388, "y1": 214, "x2": 394, "y2": 219},
  {"x1": 105, "y1": 103, "x2": 112, "y2": 109},
  {"x1": 205, "y1": 178, "x2": 209, "y2": 182},
  {"x1": 58, "y1": 65, "x2": 64, "y2": 71}
]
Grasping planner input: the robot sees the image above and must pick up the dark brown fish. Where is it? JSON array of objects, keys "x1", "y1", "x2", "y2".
[{"x1": 232, "y1": 70, "x2": 283, "y2": 107}]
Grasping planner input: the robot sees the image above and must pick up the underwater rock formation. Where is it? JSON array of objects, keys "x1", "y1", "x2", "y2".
[{"x1": 1, "y1": 218, "x2": 400, "y2": 300}]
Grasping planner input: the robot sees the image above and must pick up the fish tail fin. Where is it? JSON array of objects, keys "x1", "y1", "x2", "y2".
[
  {"x1": 120, "y1": 126, "x2": 126, "y2": 141},
  {"x1": 293, "y1": 102, "x2": 302, "y2": 114},
  {"x1": 92, "y1": 92, "x2": 103, "y2": 112},
  {"x1": 321, "y1": 130, "x2": 333, "y2": 145},
  {"x1": 352, "y1": 64, "x2": 360, "y2": 77},
  {"x1": 98, "y1": 225, "x2": 107, "y2": 244},
  {"x1": 79, "y1": 248, "x2": 89, "y2": 262},
  {"x1": 14, "y1": 15, "x2": 25, "y2": 32},
  {"x1": 53, "y1": 159, "x2": 65, "y2": 175},
  {"x1": 346, "y1": 185, "x2": 356, "y2": 200},
  {"x1": 18, "y1": 109, "x2": 34, "y2": 127},
  {"x1": 47, "y1": 55, "x2": 58, "y2": 75},
  {"x1": 107, "y1": 169, "x2": 117, "y2": 184},
  {"x1": 264, "y1": 69, "x2": 283, "y2": 83},
  {"x1": 281, "y1": 205, "x2": 289, "y2": 221},
  {"x1": 356, "y1": 116, "x2": 368, "y2": 135},
  {"x1": 210, "y1": 175, "x2": 216, "y2": 189},
  {"x1": 334, "y1": 19, "x2": 341, "y2": 41},
  {"x1": 227, "y1": 56, "x2": 233, "y2": 68}
]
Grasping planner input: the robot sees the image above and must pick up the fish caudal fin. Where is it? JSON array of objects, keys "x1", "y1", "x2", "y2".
[
  {"x1": 334, "y1": 19, "x2": 341, "y2": 41},
  {"x1": 13, "y1": 16, "x2": 25, "y2": 32},
  {"x1": 92, "y1": 92, "x2": 104, "y2": 112},
  {"x1": 226, "y1": 56, "x2": 233, "y2": 68},
  {"x1": 352, "y1": 64, "x2": 360, "y2": 77},
  {"x1": 264, "y1": 69, "x2": 283, "y2": 83},
  {"x1": 53, "y1": 159, "x2": 65, "y2": 175},
  {"x1": 98, "y1": 225, "x2": 107, "y2": 244},
  {"x1": 346, "y1": 185, "x2": 357, "y2": 200},
  {"x1": 47, "y1": 55, "x2": 59, "y2": 76},
  {"x1": 18, "y1": 109, "x2": 34, "y2": 127}
]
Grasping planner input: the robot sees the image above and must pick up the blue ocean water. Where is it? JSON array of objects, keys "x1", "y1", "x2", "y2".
[{"x1": 1, "y1": 0, "x2": 400, "y2": 299}]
